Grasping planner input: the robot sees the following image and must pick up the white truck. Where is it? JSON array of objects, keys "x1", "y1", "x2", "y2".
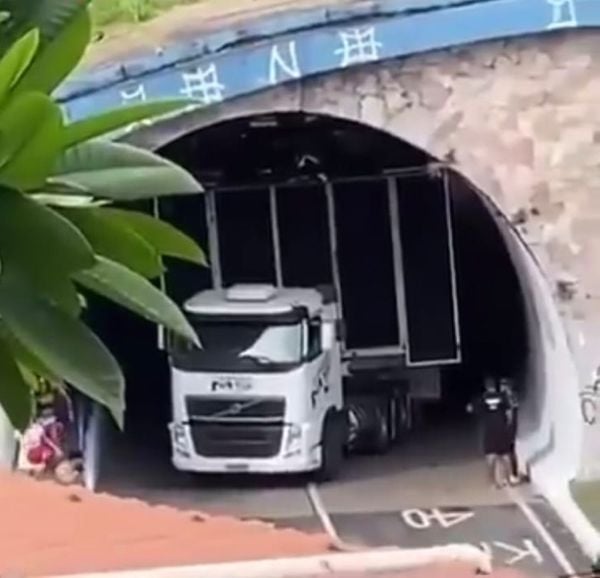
[
  {"x1": 168, "y1": 284, "x2": 348, "y2": 479},
  {"x1": 163, "y1": 173, "x2": 461, "y2": 479}
]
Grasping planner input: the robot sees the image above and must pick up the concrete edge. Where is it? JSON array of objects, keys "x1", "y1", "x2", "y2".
[
  {"x1": 538, "y1": 480, "x2": 600, "y2": 563},
  {"x1": 42, "y1": 544, "x2": 492, "y2": 578}
]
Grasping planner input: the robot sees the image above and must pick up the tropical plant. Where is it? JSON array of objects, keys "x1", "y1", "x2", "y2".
[{"x1": 0, "y1": 0, "x2": 203, "y2": 432}]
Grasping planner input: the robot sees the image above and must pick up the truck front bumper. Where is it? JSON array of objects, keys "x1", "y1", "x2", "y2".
[{"x1": 169, "y1": 422, "x2": 322, "y2": 474}]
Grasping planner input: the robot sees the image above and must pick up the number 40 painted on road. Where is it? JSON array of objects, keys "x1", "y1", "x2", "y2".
[{"x1": 401, "y1": 508, "x2": 474, "y2": 529}]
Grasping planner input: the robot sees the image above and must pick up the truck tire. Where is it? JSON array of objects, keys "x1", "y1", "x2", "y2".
[
  {"x1": 371, "y1": 412, "x2": 391, "y2": 454},
  {"x1": 315, "y1": 413, "x2": 345, "y2": 482}
]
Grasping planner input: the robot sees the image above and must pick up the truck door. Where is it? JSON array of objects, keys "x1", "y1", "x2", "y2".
[
  {"x1": 306, "y1": 317, "x2": 341, "y2": 418},
  {"x1": 215, "y1": 188, "x2": 276, "y2": 286},
  {"x1": 331, "y1": 180, "x2": 401, "y2": 354},
  {"x1": 276, "y1": 184, "x2": 333, "y2": 289},
  {"x1": 395, "y1": 172, "x2": 461, "y2": 366}
]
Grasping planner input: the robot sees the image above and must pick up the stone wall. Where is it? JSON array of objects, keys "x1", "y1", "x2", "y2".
[{"x1": 131, "y1": 29, "x2": 600, "y2": 479}]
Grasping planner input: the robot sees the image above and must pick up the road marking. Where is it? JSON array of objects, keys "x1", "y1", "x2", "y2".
[
  {"x1": 401, "y1": 508, "x2": 475, "y2": 530},
  {"x1": 306, "y1": 482, "x2": 342, "y2": 543},
  {"x1": 506, "y1": 486, "x2": 577, "y2": 576},
  {"x1": 492, "y1": 539, "x2": 543, "y2": 566}
]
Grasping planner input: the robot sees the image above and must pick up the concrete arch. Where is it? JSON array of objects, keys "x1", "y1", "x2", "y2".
[{"x1": 124, "y1": 30, "x2": 599, "y2": 484}]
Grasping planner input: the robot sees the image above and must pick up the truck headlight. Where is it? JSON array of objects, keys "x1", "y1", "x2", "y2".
[
  {"x1": 170, "y1": 423, "x2": 190, "y2": 457},
  {"x1": 285, "y1": 424, "x2": 303, "y2": 452}
]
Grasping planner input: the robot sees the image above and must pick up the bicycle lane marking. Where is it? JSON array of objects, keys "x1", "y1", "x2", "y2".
[{"x1": 505, "y1": 487, "x2": 577, "y2": 577}]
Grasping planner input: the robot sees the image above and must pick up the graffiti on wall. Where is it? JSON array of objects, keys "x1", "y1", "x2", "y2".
[
  {"x1": 58, "y1": 0, "x2": 600, "y2": 123},
  {"x1": 580, "y1": 367, "x2": 600, "y2": 425},
  {"x1": 547, "y1": 0, "x2": 578, "y2": 29}
]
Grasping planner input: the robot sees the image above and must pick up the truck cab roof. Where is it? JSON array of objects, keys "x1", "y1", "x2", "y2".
[{"x1": 184, "y1": 284, "x2": 327, "y2": 318}]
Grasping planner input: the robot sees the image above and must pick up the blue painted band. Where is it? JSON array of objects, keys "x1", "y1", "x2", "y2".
[{"x1": 60, "y1": 0, "x2": 595, "y2": 123}]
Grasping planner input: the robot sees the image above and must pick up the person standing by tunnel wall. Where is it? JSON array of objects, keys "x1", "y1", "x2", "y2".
[{"x1": 468, "y1": 377, "x2": 519, "y2": 488}]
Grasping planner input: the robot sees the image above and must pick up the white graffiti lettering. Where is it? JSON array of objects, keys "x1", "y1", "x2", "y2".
[
  {"x1": 119, "y1": 85, "x2": 151, "y2": 133},
  {"x1": 120, "y1": 84, "x2": 147, "y2": 104},
  {"x1": 580, "y1": 384, "x2": 599, "y2": 425},
  {"x1": 546, "y1": 0, "x2": 577, "y2": 30},
  {"x1": 335, "y1": 27, "x2": 382, "y2": 68},
  {"x1": 580, "y1": 366, "x2": 600, "y2": 425},
  {"x1": 180, "y1": 64, "x2": 225, "y2": 105},
  {"x1": 401, "y1": 508, "x2": 474, "y2": 529},
  {"x1": 269, "y1": 41, "x2": 301, "y2": 84}
]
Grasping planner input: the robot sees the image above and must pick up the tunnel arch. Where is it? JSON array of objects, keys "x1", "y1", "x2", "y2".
[
  {"x1": 102, "y1": 27, "x2": 600, "y2": 489},
  {"x1": 122, "y1": 89, "x2": 582, "y2": 488}
]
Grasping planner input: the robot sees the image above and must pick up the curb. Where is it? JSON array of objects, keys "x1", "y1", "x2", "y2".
[
  {"x1": 43, "y1": 544, "x2": 493, "y2": 578},
  {"x1": 540, "y1": 483, "x2": 600, "y2": 563},
  {"x1": 305, "y1": 483, "x2": 365, "y2": 552}
]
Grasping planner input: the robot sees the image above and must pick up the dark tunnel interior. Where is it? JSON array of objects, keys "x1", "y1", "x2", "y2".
[{"x1": 87, "y1": 112, "x2": 529, "y2": 477}]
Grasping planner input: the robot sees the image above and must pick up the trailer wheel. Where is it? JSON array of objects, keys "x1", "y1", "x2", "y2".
[
  {"x1": 315, "y1": 413, "x2": 345, "y2": 482},
  {"x1": 371, "y1": 411, "x2": 391, "y2": 454}
]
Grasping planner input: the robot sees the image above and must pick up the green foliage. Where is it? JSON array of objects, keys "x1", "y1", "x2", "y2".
[
  {"x1": 91, "y1": 0, "x2": 186, "y2": 28},
  {"x1": 53, "y1": 140, "x2": 202, "y2": 200},
  {"x1": 14, "y1": 8, "x2": 91, "y2": 95},
  {"x1": 0, "y1": 338, "x2": 32, "y2": 431},
  {"x1": 0, "y1": 268, "x2": 125, "y2": 426},
  {"x1": 101, "y1": 209, "x2": 207, "y2": 265},
  {"x1": 62, "y1": 101, "x2": 190, "y2": 147},
  {"x1": 0, "y1": 28, "x2": 39, "y2": 99},
  {"x1": 76, "y1": 257, "x2": 200, "y2": 345},
  {"x1": 0, "y1": 0, "x2": 90, "y2": 54},
  {"x1": 0, "y1": 187, "x2": 96, "y2": 275},
  {"x1": 0, "y1": 3, "x2": 203, "y2": 430},
  {"x1": 62, "y1": 207, "x2": 165, "y2": 278}
]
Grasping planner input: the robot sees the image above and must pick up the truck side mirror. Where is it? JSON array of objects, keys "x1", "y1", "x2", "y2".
[
  {"x1": 321, "y1": 322, "x2": 335, "y2": 351},
  {"x1": 158, "y1": 326, "x2": 167, "y2": 351}
]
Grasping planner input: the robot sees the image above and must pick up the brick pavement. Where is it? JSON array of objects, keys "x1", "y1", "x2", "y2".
[{"x1": 0, "y1": 472, "x2": 331, "y2": 577}]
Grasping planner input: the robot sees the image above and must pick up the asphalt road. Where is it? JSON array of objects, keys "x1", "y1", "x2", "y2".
[
  {"x1": 273, "y1": 493, "x2": 590, "y2": 578},
  {"x1": 97, "y1": 423, "x2": 591, "y2": 578}
]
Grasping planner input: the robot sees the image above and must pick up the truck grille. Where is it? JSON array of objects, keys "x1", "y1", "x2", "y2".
[
  {"x1": 189, "y1": 423, "x2": 283, "y2": 458},
  {"x1": 185, "y1": 395, "x2": 285, "y2": 420}
]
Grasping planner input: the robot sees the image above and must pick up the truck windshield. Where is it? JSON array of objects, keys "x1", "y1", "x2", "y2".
[{"x1": 175, "y1": 319, "x2": 303, "y2": 368}]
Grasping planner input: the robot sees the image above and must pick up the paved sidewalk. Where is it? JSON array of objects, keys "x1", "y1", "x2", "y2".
[{"x1": 303, "y1": 566, "x2": 542, "y2": 578}]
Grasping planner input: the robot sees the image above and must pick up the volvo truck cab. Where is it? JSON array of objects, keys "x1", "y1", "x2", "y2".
[{"x1": 168, "y1": 284, "x2": 348, "y2": 479}]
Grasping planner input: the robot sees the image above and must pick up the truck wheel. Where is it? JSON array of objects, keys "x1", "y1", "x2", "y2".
[
  {"x1": 315, "y1": 414, "x2": 344, "y2": 482},
  {"x1": 371, "y1": 415, "x2": 391, "y2": 454}
]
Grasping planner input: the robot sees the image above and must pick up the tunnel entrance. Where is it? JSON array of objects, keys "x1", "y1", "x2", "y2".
[{"x1": 89, "y1": 112, "x2": 530, "y2": 506}]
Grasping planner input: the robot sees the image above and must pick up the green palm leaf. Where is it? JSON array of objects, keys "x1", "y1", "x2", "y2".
[
  {"x1": 76, "y1": 257, "x2": 199, "y2": 345},
  {"x1": 53, "y1": 140, "x2": 203, "y2": 201},
  {"x1": 0, "y1": 268, "x2": 124, "y2": 427}
]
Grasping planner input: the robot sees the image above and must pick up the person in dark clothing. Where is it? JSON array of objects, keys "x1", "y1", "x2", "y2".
[
  {"x1": 499, "y1": 377, "x2": 520, "y2": 481},
  {"x1": 467, "y1": 377, "x2": 518, "y2": 488}
]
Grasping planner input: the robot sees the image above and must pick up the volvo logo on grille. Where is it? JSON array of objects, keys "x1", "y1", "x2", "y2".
[
  {"x1": 228, "y1": 403, "x2": 244, "y2": 415},
  {"x1": 212, "y1": 399, "x2": 262, "y2": 419}
]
